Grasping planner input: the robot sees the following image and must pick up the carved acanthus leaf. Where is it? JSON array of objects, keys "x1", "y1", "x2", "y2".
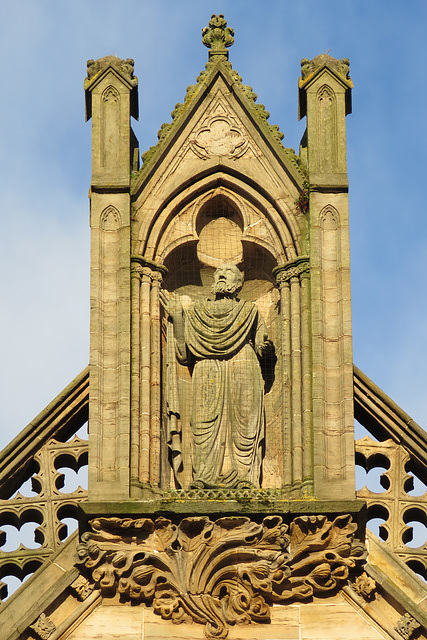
[{"x1": 76, "y1": 514, "x2": 365, "y2": 639}]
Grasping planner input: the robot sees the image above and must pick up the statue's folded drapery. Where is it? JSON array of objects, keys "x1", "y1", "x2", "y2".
[{"x1": 183, "y1": 297, "x2": 266, "y2": 488}]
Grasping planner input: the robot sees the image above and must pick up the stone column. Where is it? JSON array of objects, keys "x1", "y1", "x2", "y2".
[
  {"x1": 274, "y1": 257, "x2": 311, "y2": 495},
  {"x1": 129, "y1": 257, "x2": 167, "y2": 496},
  {"x1": 298, "y1": 54, "x2": 355, "y2": 500},
  {"x1": 85, "y1": 56, "x2": 138, "y2": 501},
  {"x1": 275, "y1": 270, "x2": 292, "y2": 490},
  {"x1": 130, "y1": 262, "x2": 143, "y2": 493}
]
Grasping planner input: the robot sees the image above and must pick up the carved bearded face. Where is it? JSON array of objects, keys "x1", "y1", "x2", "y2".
[{"x1": 211, "y1": 264, "x2": 243, "y2": 296}]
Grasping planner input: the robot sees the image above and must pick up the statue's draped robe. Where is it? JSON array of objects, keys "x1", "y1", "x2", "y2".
[{"x1": 182, "y1": 297, "x2": 266, "y2": 488}]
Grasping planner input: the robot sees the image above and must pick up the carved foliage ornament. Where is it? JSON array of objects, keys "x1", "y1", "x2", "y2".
[
  {"x1": 76, "y1": 514, "x2": 365, "y2": 639},
  {"x1": 70, "y1": 574, "x2": 94, "y2": 601},
  {"x1": 30, "y1": 613, "x2": 56, "y2": 640},
  {"x1": 395, "y1": 614, "x2": 421, "y2": 640},
  {"x1": 273, "y1": 257, "x2": 310, "y2": 285},
  {"x1": 352, "y1": 571, "x2": 376, "y2": 601}
]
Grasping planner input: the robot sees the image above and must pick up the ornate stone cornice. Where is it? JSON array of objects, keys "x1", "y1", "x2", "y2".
[
  {"x1": 77, "y1": 513, "x2": 365, "y2": 639},
  {"x1": 202, "y1": 14, "x2": 234, "y2": 58},
  {"x1": 273, "y1": 256, "x2": 310, "y2": 285}
]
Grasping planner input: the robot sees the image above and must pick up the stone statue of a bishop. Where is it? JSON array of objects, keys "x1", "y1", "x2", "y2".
[{"x1": 160, "y1": 264, "x2": 274, "y2": 489}]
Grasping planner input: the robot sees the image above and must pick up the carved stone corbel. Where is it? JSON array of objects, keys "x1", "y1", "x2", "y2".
[
  {"x1": 352, "y1": 571, "x2": 376, "y2": 601},
  {"x1": 395, "y1": 613, "x2": 421, "y2": 640},
  {"x1": 30, "y1": 613, "x2": 56, "y2": 640},
  {"x1": 70, "y1": 575, "x2": 94, "y2": 601},
  {"x1": 76, "y1": 513, "x2": 365, "y2": 639}
]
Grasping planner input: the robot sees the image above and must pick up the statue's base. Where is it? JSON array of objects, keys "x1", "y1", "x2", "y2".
[{"x1": 80, "y1": 493, "x2": 366, "y2": 536}]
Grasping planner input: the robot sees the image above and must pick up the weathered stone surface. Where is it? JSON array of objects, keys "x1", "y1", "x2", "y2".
[
  {"x1": 30, "y1": 613, "x2": 56, "y2": 639},
  {"x1": 65, "y1": 597, "x2": 391, "y2": 640},
  {"x1": 76, "y1": 513, "x2": 365, "y2": 639},
  {"x1": 160, "y1": 264, "x2": 274, "y2": 489},
  {"x1": 202, "y1": 14, "x2": 234, "y2": 56}
]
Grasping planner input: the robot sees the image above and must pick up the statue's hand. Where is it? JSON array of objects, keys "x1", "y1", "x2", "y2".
[
  {"x1": 257, "y1": 334, "x2": 275, "y2": 358},
  {"x1": 159, "y1": 289, "x2": 183, "y2": 321}
]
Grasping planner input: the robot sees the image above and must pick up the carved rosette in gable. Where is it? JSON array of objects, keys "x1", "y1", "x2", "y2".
[
  {"x1": 188, "y1": 94, "x2": 258, "y2": 160},
  {"x1": 190, "y1": 115, "x2": 248, "y2": 159},
  {"x1": 76, "y1": 513, "x2": 365, "y2": 639}
]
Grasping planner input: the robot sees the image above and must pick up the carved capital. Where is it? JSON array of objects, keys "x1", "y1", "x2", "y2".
[
  {"x1": 130, "y1": 263, "x2": 144, "y2": 279},
  {"x1": 151, "y1": 270, "x2": 163, "y2": 285},
  {"x1": 395, "y1": 614, "x2": 421, "y2": 640},
  {"x1": 273, "y1": 257, "x2": 310, "y2": 285},
  {"x1": 131, "y1": 255, "x2": 168, "y2": 277},
  {"x1": 30, "y1": 613, "x2": 56, "y2": 640},
  {"x1": 202, "y1": 14, "x2": 234, "y2": 57},
  {"x1": 77, "y1": 513, "x2": 365, "y2": 639}
]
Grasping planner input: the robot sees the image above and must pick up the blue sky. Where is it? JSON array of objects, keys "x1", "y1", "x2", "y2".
[{"x1": 1, "y1": 0, "x2": 427, "y2": 451}]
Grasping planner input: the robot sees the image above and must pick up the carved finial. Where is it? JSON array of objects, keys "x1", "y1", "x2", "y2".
[
  {"x1": 202, "y1": 14, "x2": 234, "y2": 58},
  {"x1": 85, "y1": 56, "x2": 137, "y2": 87},
  {"x1": 299, "y1": 54, "x2": 351, "y2": 84}
]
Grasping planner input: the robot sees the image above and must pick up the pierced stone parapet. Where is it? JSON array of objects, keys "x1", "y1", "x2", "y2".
[
  {"x1": 0, "y1": 370, "x2": 89, "y2": 601},
  {"x1": 355, "y1": 435, "x2": 427, "y2": 580},
  {"x1": 77, "y1": 513, "x2": 365, "y2": 639},
  {"x1": 354, "y1": 365, "x2": 427, "y2": 583}
]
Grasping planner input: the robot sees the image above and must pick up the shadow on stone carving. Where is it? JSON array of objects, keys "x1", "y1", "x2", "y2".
[{"x1": 76, "y1": 514, "x2": 366, "y2": 639}]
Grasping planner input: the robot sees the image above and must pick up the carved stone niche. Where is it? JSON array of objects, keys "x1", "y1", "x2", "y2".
[
  {"x1": 76, "y1": 513, "x2": 366, "y2": 640},
  {"x1": 160, "y1": 191, "x2": 282, "y2": 492}
]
